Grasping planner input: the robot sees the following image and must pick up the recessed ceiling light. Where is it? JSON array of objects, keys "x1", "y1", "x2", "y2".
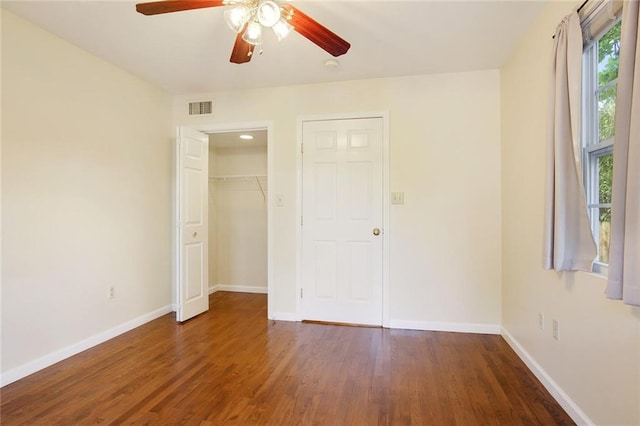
[{"x1": 240, "y1": 134, "x2": 254, "y2": 140}]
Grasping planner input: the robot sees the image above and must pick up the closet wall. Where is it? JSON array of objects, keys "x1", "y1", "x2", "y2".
[{"x1": 208, "y1": 132, "x2": 268, "y2": 294}]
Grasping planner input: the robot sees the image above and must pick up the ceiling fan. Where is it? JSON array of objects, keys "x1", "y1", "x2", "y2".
[{"x1": 135, "y1": 0, "x2": 351, "y2": 64}]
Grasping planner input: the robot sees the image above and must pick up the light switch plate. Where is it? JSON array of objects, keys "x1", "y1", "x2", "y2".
[{"x1": 391, "y1": 192, "x2": 404, "y2": 205}]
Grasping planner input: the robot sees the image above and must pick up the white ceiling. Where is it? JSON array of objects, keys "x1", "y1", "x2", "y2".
[{"x1": 2, "y1": 0, "x2": 548, "y2": 95}]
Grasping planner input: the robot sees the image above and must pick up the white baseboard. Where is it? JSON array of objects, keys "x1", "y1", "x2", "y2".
[
  {"x1": 209, "y1": 284, "x2": 267, "y2": 294},
  {"x1": 0, "y1": 304, "x2": 173, "y2": 387},
  {"x1": 389, "y1": 319, "x2": 501, "y2": 335},
  {"x1": 268, "y1": 312, "x2": 297, "y2": 322},
  {"x1": 501, "y1": 328, "x2": 593, "y2": 426}
]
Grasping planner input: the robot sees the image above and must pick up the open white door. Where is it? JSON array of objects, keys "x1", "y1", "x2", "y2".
[{"x1": 176, "y1": 126, "x2": 209, "y2": 322}]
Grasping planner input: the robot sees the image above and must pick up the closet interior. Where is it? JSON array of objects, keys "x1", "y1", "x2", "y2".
[{"x1": 208, "y1": 130, "x2": 267, "y2": 294}]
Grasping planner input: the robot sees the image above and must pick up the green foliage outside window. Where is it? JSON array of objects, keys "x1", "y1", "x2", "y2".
[
  {"x1": 599, "y1": 154, "x2": 612, "y2": 221},
  {"x1": 597, "y1": 21, "x2": 621, "y2": 85},
  {"x1": 596, "y1": 21, "x2": 620, "y2": 222}
]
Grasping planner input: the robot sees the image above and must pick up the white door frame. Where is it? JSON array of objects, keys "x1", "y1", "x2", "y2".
[
  {"x1": 296, "y1": 111, "x2": 390, "y2": 327},
  {"x1": 175, "y1": 121, "x2": 275, "y2": 319}
]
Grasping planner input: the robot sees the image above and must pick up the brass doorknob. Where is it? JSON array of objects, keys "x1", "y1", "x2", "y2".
[
  {"x1": 373, "y1": 228, "x2": 381, "y2": 236},
  {"x1": 192, "y1": 231, "x2": 198, "y2": 237}
]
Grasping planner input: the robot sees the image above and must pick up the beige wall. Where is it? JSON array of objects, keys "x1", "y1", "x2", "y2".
[
  {"x1": 1, "y1": 11, "x2": 173, "y2": 375},
  {"x1": 174, "y1": 70, "x2": 503, "y2": 329},
  {"x1": 501, "y1": 1, "x2": 640, "y2": 424}
]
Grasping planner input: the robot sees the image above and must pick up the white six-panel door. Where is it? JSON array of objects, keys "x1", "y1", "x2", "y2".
[
  {"x1": 301, "y1": 118, "x2": 384, "y2": 325},
  {"x1": 176, "y1": 127, "x2": 209, "y2": 322}
]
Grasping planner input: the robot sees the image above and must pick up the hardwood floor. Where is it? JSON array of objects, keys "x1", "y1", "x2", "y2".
[{"x1": 1, "y1": 292, "x2": 574, "y2": 425}]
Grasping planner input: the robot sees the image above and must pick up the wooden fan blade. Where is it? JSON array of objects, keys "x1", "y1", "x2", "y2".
[
  {"x1": 230, "y1": 31, "x2": 255, "y2": 64},
  {"x1": 136, "y1": 0, "x2": 225, "y2": 16},
  {"x1": 281, "y1": 4, "x2": 350, "y2": 57}
]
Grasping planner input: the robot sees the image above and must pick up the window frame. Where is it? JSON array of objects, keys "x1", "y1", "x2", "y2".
[{"x1": 580, "y1": 14, "x2": 621, "y2": 275}]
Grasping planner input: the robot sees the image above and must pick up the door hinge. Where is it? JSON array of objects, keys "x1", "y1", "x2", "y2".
[
  {"x1": 301, "y1": 216, "x2": 303, "y2": 226},
  {"x1": 300, "y1": 288, "x2": 303, "y2": 299},
  {"x1": 301, "y1": 143, "x2": 304, "y2": 154}
]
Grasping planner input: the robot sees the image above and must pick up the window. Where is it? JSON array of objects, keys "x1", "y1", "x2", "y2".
[{"x1": 581, "y1": 12, "x2": 621, "y2": 270}]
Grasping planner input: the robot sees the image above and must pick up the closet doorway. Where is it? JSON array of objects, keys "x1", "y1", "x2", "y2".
[
  {"x1": 176, "y1": 122, "x2": 273, "y2": 319},
  {"x1": 208, "y1": 130, "x2": 268, "y2": 296}
]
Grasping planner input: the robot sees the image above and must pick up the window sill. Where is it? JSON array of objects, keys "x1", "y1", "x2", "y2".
[{"x1": 587, "y1": 262, "x2": 608, "y2": 280}]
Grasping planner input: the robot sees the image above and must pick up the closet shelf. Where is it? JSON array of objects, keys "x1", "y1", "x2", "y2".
[
  {"x1": 209, "y1": 175, "x2": 266, "y2": 201},
  {"x1": 209, "y1": 175, "x2": 266, "y2": 181}
]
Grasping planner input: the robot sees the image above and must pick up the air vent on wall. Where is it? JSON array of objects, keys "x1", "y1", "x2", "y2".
[{"x1": 188, "y1": 100, "x2": 213, "y2": 116}]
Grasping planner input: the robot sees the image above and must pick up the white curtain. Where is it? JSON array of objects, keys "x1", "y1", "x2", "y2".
[
  {"x1": 544, "y1": 11, "x2": 597, "y2": 272},
  {"x1": 607, "y1": 0, "x2": 640, "y2": 307}
]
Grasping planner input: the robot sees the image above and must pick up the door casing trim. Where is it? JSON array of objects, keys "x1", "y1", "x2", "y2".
[
  {"x1": 295, "y1": 111, "x2": 390, "y2": 327},
  {"x1": 175, "y1": 121, "x2": 275, "y2": 319}
]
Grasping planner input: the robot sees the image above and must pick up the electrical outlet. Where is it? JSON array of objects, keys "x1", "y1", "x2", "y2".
[
  {"x1": 108, "y1": 286, "x2": 116, "y2": 300},
  {"x1": 538, "y1": 312, "x2": 545, "y2": 330},
  {"x1": 552, "y1": 319, "x2": 560, "y2": 340}
]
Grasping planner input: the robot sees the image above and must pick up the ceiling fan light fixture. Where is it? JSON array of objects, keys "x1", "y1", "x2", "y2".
[
  {"x1": 134, "y1": 0, "x2": 351, "y2": 64},
  {"x1": 272, "y1": 19, "x2": 293, "y2": 41},
  {"x1": 242, "y1": 20, "x2": 263, "y2": 45},
  {"x1": 224, "y1": 6, "x2": 250, "y2": 33},
  {"x1": 257, "y1": 0, "x2": 281, "y2": 27}
]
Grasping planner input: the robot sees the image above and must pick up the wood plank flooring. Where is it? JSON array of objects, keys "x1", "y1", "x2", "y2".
[{"x1": 1, "y1": 292, "x2": 574, "y2": 425}]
